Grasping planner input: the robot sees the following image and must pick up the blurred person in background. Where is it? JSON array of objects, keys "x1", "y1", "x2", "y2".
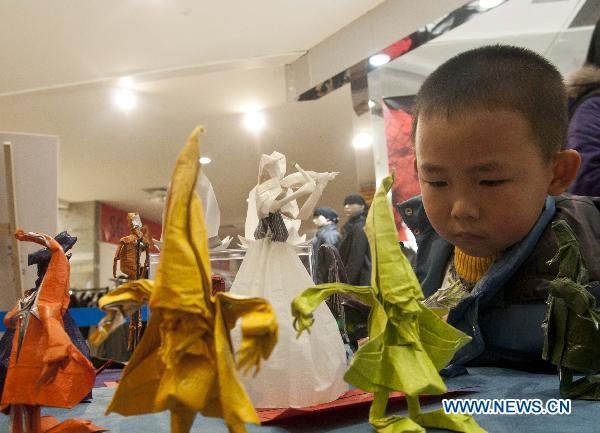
[{"x1": 566, "y1": 20, "x2": 600, "y2": 197}]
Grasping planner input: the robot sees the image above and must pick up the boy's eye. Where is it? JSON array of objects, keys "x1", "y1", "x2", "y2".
[
  {"x1": 480, "y1": 179, "x2": 507, "y2": 186},
  {"x1": 425, "y1": 180, "x2": 448, "y2": 188}
]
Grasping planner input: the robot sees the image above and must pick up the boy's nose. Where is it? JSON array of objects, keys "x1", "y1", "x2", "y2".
[{"x1": 450, "y1": 197, "x2": 480, "y2": 220}]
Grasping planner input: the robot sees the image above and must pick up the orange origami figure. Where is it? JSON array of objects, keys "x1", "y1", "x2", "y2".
[
  {"x1": 112, "y1": 212, "x2": 151, "y2": 349},
  {"x1": 112, "y1": 212, "x2": 150, "y2": 281},
  {"x1": 1, "y1": 230, "x2": 105, "y2": 433}
]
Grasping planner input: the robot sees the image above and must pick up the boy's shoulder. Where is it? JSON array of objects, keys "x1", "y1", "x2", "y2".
[
  {"x1": 554, "y1": 193, "x2": 600, "y2": 229},
  {"x1": 502, "y1": 194, "x2": 600, "y2": 303},
  {"x1": 555, "y1": 192, "x2": 600, "y2": 205},
  {"x1": 542, "y1": 194, "x2": 600, "y2": 279}
]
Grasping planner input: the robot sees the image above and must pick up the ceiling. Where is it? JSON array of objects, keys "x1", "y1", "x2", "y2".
[
  {"x1": 381, "y1": 0, "x2": 596, "y2": 96},
  {"x1": 0, "y1": 0, "x2": 385, "y2": 233},
  {"x1": 1, "y1": 0, "x2": 596, "y2": 238},
  {"x1": 0, "y1": 0, "x2": 387, "y2": 95}
]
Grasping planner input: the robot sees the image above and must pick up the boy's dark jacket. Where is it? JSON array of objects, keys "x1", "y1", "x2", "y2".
[{"x1": 398, "y1": 194, "x2": 600, "y2": 372}]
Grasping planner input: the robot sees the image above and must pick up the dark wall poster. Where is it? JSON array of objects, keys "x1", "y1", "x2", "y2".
[{"x1": 383, "y1": 96, "x2": 420, "y2": 241}]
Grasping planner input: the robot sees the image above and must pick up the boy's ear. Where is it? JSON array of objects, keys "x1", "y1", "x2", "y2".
[{"x1": 547, "y1": 149, "x2": 581, "y2": 195}]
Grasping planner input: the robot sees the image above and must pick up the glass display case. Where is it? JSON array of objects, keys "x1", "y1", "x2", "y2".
[
  {"x1": 209, "y1": 244, "x2": 313, "y2": 292},
  {"x1": 148, "y1": 245, "x2": 314, "y2": 291}
]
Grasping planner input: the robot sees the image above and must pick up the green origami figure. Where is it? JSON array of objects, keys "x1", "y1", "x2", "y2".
[
  {"x1": 291, "y1": 174, "x2": 486, "y2": 433},
  {"x1": 543, "y1": 219, "x2": 600, "y2": 400}
]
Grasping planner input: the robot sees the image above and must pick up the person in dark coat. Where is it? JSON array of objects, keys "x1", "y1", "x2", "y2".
[
  {"x1": 338, "y1": 194, "x2": 371, "y2": 286},
  {"x1": 566, "y1": 20, "x2": 600, "y2": 197},
  {"x1": 311, "y1": 207, "x2": 342, "y2": 284}
]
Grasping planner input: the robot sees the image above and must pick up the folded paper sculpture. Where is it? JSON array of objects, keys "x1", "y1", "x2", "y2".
[
  {"x1": 543, "y1": 219, "x2": 600, "y2": 400},
  {"x1": 1, "y1": 230, "x2": 103, "y2": 432},
  {"x1": 230, "y1": 150, "x2": 347, "y2": 408},
  {"x1": 0, "y1": 231, "x2": 92, "y2": 403},
  {"x1": 89, "y1": 279, "x2": 153, "y2": 347},
  {"x1": 292, "y1": 174, "x2": 486, "y2": 433},
  {"x1": 105, "y1": 127, "x2": 278, "y2": 433}
]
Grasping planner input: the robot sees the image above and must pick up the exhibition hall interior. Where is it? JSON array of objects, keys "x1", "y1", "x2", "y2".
[{"x1": 1, "y1": 1, "x2": 599, "y2": 432}]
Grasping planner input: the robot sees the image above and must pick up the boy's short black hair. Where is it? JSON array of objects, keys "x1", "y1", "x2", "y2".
[{"x1": 412, "y1": 45, "x2": 568, "y2": 162}]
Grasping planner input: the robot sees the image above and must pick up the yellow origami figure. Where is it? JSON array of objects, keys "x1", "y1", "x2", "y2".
[
  {"x1": 292, "y1": 174, "x2": 486, "y2": 433},
  {"x1": 105, "y1": 127, "x2": 278, "y2": 433},
  {"x1": 89, "y1": 280, "x2": 152, "y2": 346}
]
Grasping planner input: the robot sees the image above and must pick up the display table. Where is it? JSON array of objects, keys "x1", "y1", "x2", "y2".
[{"x1": 1, "y1": 367, "x2": 596, "y2": 432}]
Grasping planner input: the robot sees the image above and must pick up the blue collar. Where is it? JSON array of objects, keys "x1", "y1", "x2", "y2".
[{"x1": 398, "y1": 195, "x2": 557, "y2": 317}]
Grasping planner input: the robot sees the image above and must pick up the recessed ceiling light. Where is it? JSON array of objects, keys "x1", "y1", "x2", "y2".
[
  {"x1": 119, "y1": 76, "x2": 134, "y2": 88},
  {"x1": 478, "y1": 0, "x2": 503, "y2": 9},
  {"x1": 369, "y1": 54, "x2": 391, "y2": 67},
  {"x1": 243, "y1": 111, "x2": 266, "y2": 132},
  {"x1": 368, "y1": 99, "x2": 376, "y2": 108},
  {"x1": 199, "y1": 157, "x2": 212, "y2": 165},
  {"x1": 352, "y1": 132, "x2": 373, "y2": 149},
  {"x1": 113, "y1": 88, "x2": 136, "y2": 111}
]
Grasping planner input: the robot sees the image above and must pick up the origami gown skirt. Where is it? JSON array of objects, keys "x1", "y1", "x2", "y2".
[
  {"x1": 0, "y1": 311, "x2": 92, "y2": 402},
  {"x1": 230, "y1": 237, "x2": 348, "y2": 408}
]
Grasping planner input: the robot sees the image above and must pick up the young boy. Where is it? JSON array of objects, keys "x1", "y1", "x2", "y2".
[{"x1": 397, "y1": 45, "x2": 600, "y2": 373}]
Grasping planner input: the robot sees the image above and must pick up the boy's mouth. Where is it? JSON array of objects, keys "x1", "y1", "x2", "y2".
[{"x1": 454, "y1": 232, "x2": 485, "y2": 242}]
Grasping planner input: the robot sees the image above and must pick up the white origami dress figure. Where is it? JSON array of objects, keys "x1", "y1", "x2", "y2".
[{"x1": 231, "y1": 151, "x2": 348, "y2": 408}]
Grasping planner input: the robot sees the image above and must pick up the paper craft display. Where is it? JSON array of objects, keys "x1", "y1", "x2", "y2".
[
  {"x1": 1, "y1": 230, "x2": 104, "y2": 433},
  {"x1": 155, "y1": 171, "x2": 232, "y2": 252},
  {"x1": 111, "y1": 212, "x2": 151, "y2": 350},
  {"x1": 543, "y1": 220, "x2": 600, "y2": 400},
  {"x1": 112, "y1": 212, "x2": 150, "y2": 280},
  {"x1": 105, "y1": 127, "x2": 278, "y2": 433},
  {"x1": 89, "y1": 279, "x2": 153, "y2": 347},
  {"x1": 292, "y1": 174, "x2": 486, "y2": 433},
  {"x1": 0, "y1": 232, "x2": 92, "y2": 403},
  {"x1": 230, "y1": 151, "x2": 347, "y2": 408},
  {"x1": 239, "y1": 152, "x2": 339, "y2": 248},
  {"x1": 197, "y1": 172, "x2": 233, "y2": 250}
]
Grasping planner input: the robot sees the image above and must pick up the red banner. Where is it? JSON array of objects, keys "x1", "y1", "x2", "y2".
[
  {"x1": 383, "y1": 96, "x2": 421, "y2": 240},
  {"x1": 99, "y1": 203, "x2": 161, "y2": 246}
]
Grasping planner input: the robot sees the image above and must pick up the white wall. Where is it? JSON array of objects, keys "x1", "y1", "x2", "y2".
[
  {"x1": 0, "y1": 132, "x2": 58, "y2": 309},
  {"x1": 98, "y1": 241, "x2": 117, "y2": 289}
]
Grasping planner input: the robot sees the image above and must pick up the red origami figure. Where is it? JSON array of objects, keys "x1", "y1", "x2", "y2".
[{"x1": 1, "y1": 230, "x2": 105, "y2": 433}]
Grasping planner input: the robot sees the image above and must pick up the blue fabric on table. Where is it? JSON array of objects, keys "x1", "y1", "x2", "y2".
[
  {"x1": 0, "y1": 307, "x2": 149, "y2": 331},
  {"x1": 0, "y1": 367, "x2": 596, "y2": 432}
]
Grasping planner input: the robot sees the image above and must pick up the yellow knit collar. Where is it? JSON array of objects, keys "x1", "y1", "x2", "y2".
[{"x1": 453, "y1": 248, "x2": 499, "y2": 284}]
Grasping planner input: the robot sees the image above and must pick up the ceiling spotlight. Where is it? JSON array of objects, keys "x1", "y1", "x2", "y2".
[
  {"x1": 478, "y1": 0, "x2": 504, "y2": 9},
  {"x1": 119, "y1": 76, "x2": 134, "y2": 88},
  {"x1": 243, "y1": 111, "x2": 266, "y2": 132},
  {"x1": 113, "y1": 88, "x2": 136, "y2": 111},
  {"x1": 199, "y1": 156, "x2": 212, "y2": 165},
  {"x1": 369, "y1": 53, "x2": 391, "y2": 67},
  {"x1": 368, "y1": 99, "x2": 376, "y2": 109},
  {"x1": 352, "y1": 132, "x2": 373, "y2": 149}
]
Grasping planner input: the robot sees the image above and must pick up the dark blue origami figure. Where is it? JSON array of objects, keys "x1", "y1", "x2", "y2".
[{"x1": 0, "y1": 231, "x2": 92, "y2": 401}]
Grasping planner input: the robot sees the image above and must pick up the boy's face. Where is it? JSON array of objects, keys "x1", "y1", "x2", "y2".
[{"x1": 414, "y1": 110, "x2": 555, "y2": 257}]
